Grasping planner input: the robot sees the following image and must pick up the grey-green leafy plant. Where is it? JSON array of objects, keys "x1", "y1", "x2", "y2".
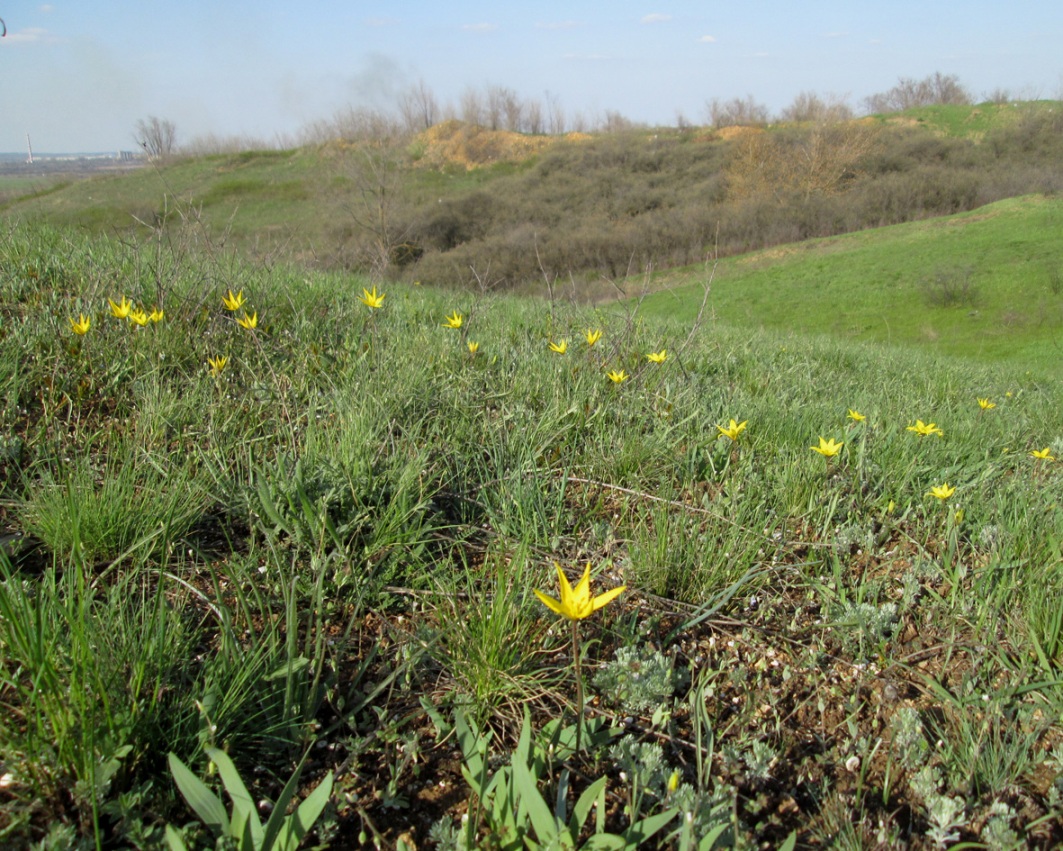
[
  {"x1": 592, "y1": 644, "x2": 687, "y2": 715},
  {"x1": 924, "y1": 794, "x2": 967, "y2": 849},
  {"x1": 889, "y1": 706, "x2": 930, "y2": 770},
  {"x1": 831, "y1": 600, "x2": 898, "y2": 658},
  {"x1": 165, "y1": 746, "x2": 333, "y2": 851}
]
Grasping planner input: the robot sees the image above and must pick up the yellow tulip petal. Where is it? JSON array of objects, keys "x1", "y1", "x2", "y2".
[{"x1": 533, "y1": 589, "x2": 566, "y2": 617}]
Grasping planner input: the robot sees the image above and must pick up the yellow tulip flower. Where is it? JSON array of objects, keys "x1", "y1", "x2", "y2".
[
  {"x1": 69, "y1": 314, "x2": 91, "y2": 335},
  {"x1": 646, "y1": 350, "x2": 668, "y2": 363},
  {"x1": 534, "y1": 563, "x2": 625, "y2": 621},
  {"x1": 222, "y1": 289, "x2": 245, "y2": 311},
  {"x1": 927, "y1": 483, "x2": 955, "y2": 500},
  {"x1": 442, "y1": 310, "x2": 463, "y2": 329},
  {"x1": 359, "y1": 286, "x2": 385, "y2": 309},
  {"x1": 129, "y1": 309, "x2": 149, "y2": 327},
  {"x1": 847, "y1": 409, "x2": 866, "y2": 422},
  {"x1": 606, "y1": 369, "x2": 629, "y2": 384},
  {"x1": 1030, "y1": 447, "x2": 1056, "y2": 461},
  {"x1": 811, "y1": 436, "x2": 844, "y2": 457},
  {"x1": 236, "y1": 311, "x2": 258, "y2": 330},
  {"x1": 716, "y1": 419, "x2": 747, "y2": 442},
  {"x1": 467, "y1": 341, "x2": 480, "y2": 354},
  {"x1": 207, "y1": 355, "x2": 228, "y2": 376},
  {"x1": 907, "y1": 420, "x2": 943, "y2": 438},
  {"x1": 109, "y1": 296, "x2": 133, "y2": 319},
  {"x1": 585, "y1": 328, "x2": 602, "y2": 347},
  {"x1": 148, "y1": 307, "x2": 165, "y2": 323},
  {"x1": 548, "y1": 339, "x2": 568, "y2": 354},
  {"x1": 977, "y1": 398, "x2": 996, "y2": 411}
]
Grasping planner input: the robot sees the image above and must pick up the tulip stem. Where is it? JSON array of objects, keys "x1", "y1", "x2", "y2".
[{"x1": 572, "y1": 619, "x2": 583, "y2": 753}]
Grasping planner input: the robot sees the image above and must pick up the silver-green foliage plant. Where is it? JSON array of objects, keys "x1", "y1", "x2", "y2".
[
  {"x1": 889, "y1": 706, "x2": 930, "y2": 770},
  {"x1": 592, "y1": 644, "x2": 687, "y2": 715},
  {"x1": 165, "y1": 746, "x2": 333, "y2": 851}
]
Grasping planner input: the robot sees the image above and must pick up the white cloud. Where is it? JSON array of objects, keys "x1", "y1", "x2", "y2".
[
  {"x1": 39, "y1": 4, "x2": 55, "y2": 12},
  {"x1": 5, "y1": 26, "x2": 59, "y2": 44},
  {"x1": 462, "y1": 22, "x2": 498, "y2": 33},
  {"x1": 640, "y1": 13, "x2": 672, "y2": 24},
  {"x1": 698, "y1": 35, "x2": 717, "y2": 43},
  {"x1": 536, "y1": 20, "x2": 581, "y2": 30},
  {"x1": 823, "y1": 31, "x2": 848, "y2": 39}
]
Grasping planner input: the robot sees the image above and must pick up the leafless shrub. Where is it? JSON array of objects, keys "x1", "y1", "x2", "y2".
[
  {"x1": 181, "y1": 133, "x2": 288, "y2": 157},
  {"x1": 398, "y1": 79, "x2": 440, "y2": 133},
  {"x1": 780, "y1": 91, "x2": 853, "y2": 123},
  {"x1": 705, "y1": 95, "x2": 770, "y2": 128},
  {"x1": 134, "y1": 116, "x2": 177, "y2": 159},
  {"x1": 920, "y1": 265, "x2": 979, "y2": 308},
  {"x1": 863, "y1": 72, "x2": 971, "y2": 114}
]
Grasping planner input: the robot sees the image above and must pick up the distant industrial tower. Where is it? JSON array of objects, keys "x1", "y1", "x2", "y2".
[{"x1": 26, "y1": 134, "x2": 34, "y2": 164}]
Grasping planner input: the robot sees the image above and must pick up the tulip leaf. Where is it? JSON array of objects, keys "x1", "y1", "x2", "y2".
[
  {"x1": 512, "y1": 755, "x2": 560, "y2": 844},
  {"x1": 206, "y1": 746, "x2": 263, "y2": 849},
  {"x1": 272, "y1": 771, "x2": 334, "y2": 851},
  {"x1": 167, "y1": 751, "x2": 229, "y2": 835},
  {"x1": 623, "y1": 808, "x2": 679, "y2": 845},
  {"x1": 697, "y1": 824, "x2": 730, "y2": 850},
  {"x1": 163, "y1": 824, "x2": 191, "y2": 851},
  {"x1": 569, "y1": 775, "x2": 607, "y2": 836},
  {"x1": 261, "y1": 746, "x2": 310, "y2": 851}
]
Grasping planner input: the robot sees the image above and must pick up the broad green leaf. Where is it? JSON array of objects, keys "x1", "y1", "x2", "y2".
[
  {"x1": 624, "y1": 808, "x2": 679, "y2": 845},
  {"x1": 163, "y1": 824, "x2": 190, "y2": 851},
  {"x1": 231, "y1": 809, "x2": 257, "y2": 851},
  {"x1": 512, "y1": 755, "x2": 560, "y2": 845},
  {"x1": 207, "y1": 747, "x2": 263, "y2": 848},
  {"x1": 262, "y1": 748, "x2": 310, "y2": 850},
  {"x1": 167, "y1": 752, "x2": 229, "y2": 835},
  {"x1": 263, "y1": 656, "x2": 309, "y2": 681},
  {"x1": 697, "y1": 823, "x2": 730, "y2": 850},
  {"x1": 569, "y1": 775, "x2": 607, "y2": 835},
  {"x1": 581, "y1": 836, "x2": 626, "y2": 850},
  {"x1": 554, "y1": 768, "x2": 570, "y2": 823},
  {"x1": 777, "y1": 830, "x2": 798, "y2": 851}
]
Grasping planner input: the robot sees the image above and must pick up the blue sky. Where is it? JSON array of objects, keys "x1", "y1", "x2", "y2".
[{"x1": 2, "y1": 1, "x2": 1061, "y2": 152}]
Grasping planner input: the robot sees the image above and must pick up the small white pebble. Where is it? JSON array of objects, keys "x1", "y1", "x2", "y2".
[{"x1": 845, "y1": 756, "x2": 860, "y2": 773}]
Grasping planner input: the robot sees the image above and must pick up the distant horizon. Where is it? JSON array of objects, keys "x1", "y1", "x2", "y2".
[{"x1": 2, "y1": 1, "x2": 1061, "y2": 152}]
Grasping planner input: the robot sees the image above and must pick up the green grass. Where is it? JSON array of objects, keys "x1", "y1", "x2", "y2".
[
  {"x1": 640, "y1": 194, "x2": 1063, "y2": 374},
  {"x1": 876, "y1": 100, "x2": 1063, "y2": 139},
  {"x1": 2, "y1": 221, "x2": 1063, "y2": 847}
]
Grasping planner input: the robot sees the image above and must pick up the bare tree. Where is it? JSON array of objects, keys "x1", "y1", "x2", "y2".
[
  {"x1": 705, "y1": 95, "x2": 770, "y2": 128},
  {"x1": 780, "y1": 91, "x2": 853, "y2": 123},
  {"x1": 524, "y1": 98, "x2": 544, "y2": 134},
  {"x1": 863, "y1": 72, "x2": 971, "y2": 113},
  {"x1": 460, "y1": 86, "x2": 485, "y2": 126},
  {"x1": 544, "y1": 90, "x2": 566, "y2": 135},
  {"x1": 304, "y1": 106, "x2": 401, "y2": 144},
  {"x1": 135, "y1": 116, "x2": 177, "y2": 159},
  {"x1": 601, "y1": 109, "x2": 637, "y2": 133},
  {"x1": 398, "y1": 79, "x2": 439, "y2": 133},
  {"x1": 501, "y1": 88, "x2": 524, "y2": 132},
  {"x1": 484, "y1": 85, "x2": 508, "y2": 130},
  {"x1": 341, "y1": 130, "x2": 413, "y2": 276}
]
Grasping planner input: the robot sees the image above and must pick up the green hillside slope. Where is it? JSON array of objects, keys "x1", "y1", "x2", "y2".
[{"x1": 640, "y1": 195, "x2": 1063, "y2": 373}]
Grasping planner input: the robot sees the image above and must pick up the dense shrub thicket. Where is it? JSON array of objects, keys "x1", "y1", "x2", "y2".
[{"x1": 360, "y1": 106, "x2": 1063, "y2": 290}]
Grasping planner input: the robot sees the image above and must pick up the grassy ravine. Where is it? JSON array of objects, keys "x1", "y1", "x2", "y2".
[
  {"x1": 5, "y1": 100, "x2": 1063, "y2": 293},
  {"x1": 641, "y1": 194, "x2": 1063, "y2": 374},
  {"x1": 1, "y1": 222, "x2": 1063, "y2": 850}
]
